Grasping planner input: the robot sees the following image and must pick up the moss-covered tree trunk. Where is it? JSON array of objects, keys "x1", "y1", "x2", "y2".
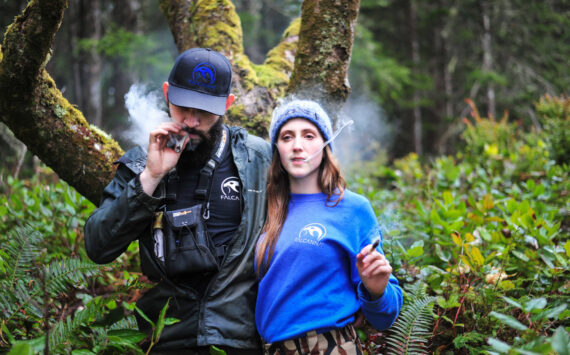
[
  {"x1": 0, "y1": 0, "x2": 123, "y2": 205},
  {"x1": 289, "y1": 0, "x2": 361, "y2": 119},
  {"x1": 0, "y1": 0, "x2": 360, "y2": 205}
]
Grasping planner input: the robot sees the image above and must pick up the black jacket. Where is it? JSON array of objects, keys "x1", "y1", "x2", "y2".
[{"x1": 84, "y1": 126, "x2": 271, "y2": 351}]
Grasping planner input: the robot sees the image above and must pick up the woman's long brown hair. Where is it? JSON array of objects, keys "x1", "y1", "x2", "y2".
[{"x1": 256, "y1": 145, "x2": 346, "y2": 276}]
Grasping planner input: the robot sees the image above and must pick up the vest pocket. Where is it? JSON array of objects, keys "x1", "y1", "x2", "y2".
[{"x1": 162, "y1": 205, "x2": 219, "y2": 278}]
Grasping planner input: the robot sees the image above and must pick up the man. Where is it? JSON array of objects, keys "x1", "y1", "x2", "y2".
[{"x1": 84, "y1": 48, "x2": 271, "y2": 354}]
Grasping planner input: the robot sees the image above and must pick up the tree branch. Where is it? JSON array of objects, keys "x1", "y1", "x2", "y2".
[
  {"x1": 0, "y1": 0, "x2": 123, "y2": 205},
  {"x1": 1, "y1": 0, "x2": 359, "y2": 204}
]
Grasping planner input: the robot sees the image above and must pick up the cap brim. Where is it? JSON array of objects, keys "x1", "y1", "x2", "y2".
[{"x1": 168, "y1": 85, "x2": 227, "y2": 116}]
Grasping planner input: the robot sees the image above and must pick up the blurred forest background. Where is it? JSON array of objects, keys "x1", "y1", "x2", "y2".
[
  {"x1": 2, "y1": 0, "x2": 567, "y2": 175},
  {"x1": 1, "y1": 0, "x2": 568, "y2": 354}
]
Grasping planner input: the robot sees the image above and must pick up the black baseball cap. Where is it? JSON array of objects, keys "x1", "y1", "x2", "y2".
[{"x1": 167, "y1": 48, "x2": 232, "y2": 116}]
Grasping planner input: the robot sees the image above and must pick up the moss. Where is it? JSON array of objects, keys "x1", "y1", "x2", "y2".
[
  {"x1": 54, "y1": 105, "x2": 66, "y2": 118},
  {"x1": 89, "y1": 124, "x2": 112, "y2": 141},
  {"x1": 251, "y1": 63, "x2": 288, "y2": 90},
  {"x1": 37, "y1": 69, "x2": 124, "y2": 161},
  {"x1": 252, "y1": 18, "x2": 300, "y2": 91},
  {"x1": 192, "y1": 0, "x2": 243, "y2": 53}
]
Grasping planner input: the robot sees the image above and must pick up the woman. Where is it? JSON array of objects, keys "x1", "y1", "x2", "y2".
[{"x1": 255, "y1": 99, "x2": 403, "y2": 355}]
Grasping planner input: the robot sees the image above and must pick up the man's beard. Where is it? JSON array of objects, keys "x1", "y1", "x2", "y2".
[{"x1": 177, "y1": 118, "x2": 223, "y2": 169}]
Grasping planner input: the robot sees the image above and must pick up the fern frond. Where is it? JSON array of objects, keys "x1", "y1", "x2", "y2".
[
  {"x1": 44, "y1": 258, "x2": 100, "y2": 295},
  {"x1": 385, "y1": 295, "x2": 436, "y2": 355},
  {"x1": 3, "y1": 226, "x2": 42, "y2": 287},
  {"x1": 403, "y1": 279, "x2": 428, "y2": 299},
  {"x1": 49, "y1": 297, "x2": 107, "y2": 351},
  {"x1": 3, "y1": 258, "x2": 100, "y2": 323}
]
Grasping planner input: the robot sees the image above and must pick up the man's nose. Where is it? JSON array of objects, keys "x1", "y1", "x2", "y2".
[{"x1": 182, "y1": 109, "x2": 199, "y2": 127}]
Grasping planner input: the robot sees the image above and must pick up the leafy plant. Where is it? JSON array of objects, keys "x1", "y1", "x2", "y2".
[
  {"x1": 535, "y1": 94, "x2": 570, "y2": 165},
  {"x1": 348, "y1": 96, "x2": 568, "y2": 353},
  {"x1": 134, "y1": 299, "x2": 180, "y2": 355},
  {"x1": 0, "y1": 168, "x2": 96, "y2": 262},
  {"x1": 384, "y1": 281, "x2": 436, "y2": 355},
  {"x1": 0, "y1": 225, "x2": 98, "y2": 351},
  {"x1": 487, "y1": 296, "x2": 569, "y2": 354},
  {"x1": 0, "y1": 224, "x2": 149, "y2": 354}
]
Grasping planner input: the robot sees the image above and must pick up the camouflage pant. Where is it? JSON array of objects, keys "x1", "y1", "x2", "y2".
[{"x1": 263, "y1": 325, "x2": 363, "y2": 355}]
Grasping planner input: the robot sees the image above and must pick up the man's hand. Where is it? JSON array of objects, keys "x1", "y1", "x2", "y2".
[
  {"x1": 356, "y1": 243, "x2": 393, "y2": 300},
  {"x1": 139, "y1": 122, "x2": 188, "y2": 195}
]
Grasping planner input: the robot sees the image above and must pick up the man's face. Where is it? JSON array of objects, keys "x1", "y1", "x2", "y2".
[
  {"x1": 168, "y1": 103, "x2": 221, "y2": 146},
  {"x1": 169, "y1": 102, "x2": 224, "y2": 168}
]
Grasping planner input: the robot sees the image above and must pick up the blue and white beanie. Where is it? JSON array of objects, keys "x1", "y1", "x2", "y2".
[{"x1": 269, "y1": 99, "x2": 333, "y2": 151}]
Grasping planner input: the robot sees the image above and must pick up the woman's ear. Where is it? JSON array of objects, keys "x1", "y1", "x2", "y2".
[
  {"x1": 162, "y1": 82, "x2": 169, "y2": 103},
  {"x1": 226, "y1": 94, "x2": 235, "y2": 110}
]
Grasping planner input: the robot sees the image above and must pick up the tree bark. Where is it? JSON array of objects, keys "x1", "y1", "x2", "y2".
[
  {"x1": 409, "y1": 0, "x2": 422, "y2": 156},
  {"x1": 1, "y1": 0, "x2": 359, "y2": 205},
  {"x1": 0, "y1": 0, "x2": 123, "y2": 204},
  {"x1": 288, "y1": 0, "x2": 360, "y2": 121},
  {"x1": 480, "y1": 0, "x2": 495, "y2": 118},
  {"x1": 78, "y1": 0, "x2": 103, "y2": 126},
  {"x1": 109, "y1": 0, "x2": 141, "y2": 130}
]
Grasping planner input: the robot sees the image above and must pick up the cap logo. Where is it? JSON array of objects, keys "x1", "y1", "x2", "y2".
[{"x1": 191, "y1": 62, "x2": 217, "y2": 89}]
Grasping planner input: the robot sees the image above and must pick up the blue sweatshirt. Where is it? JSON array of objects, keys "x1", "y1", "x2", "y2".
[{"x1": 255, "y1": 191, "x2": 403, "y2": 343}]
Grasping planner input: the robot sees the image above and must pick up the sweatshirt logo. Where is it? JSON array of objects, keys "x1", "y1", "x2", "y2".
[
  {"x1": 221, "y1": 177, "x2": 240, "y2": 201},
  {"x1": 296, "y1": 223, "x2": 326, "y2": 246}
]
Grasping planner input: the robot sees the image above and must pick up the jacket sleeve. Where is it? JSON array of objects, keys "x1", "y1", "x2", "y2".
[{"x1": 84, "y1": 164, "x2": 163, "y2": 264}]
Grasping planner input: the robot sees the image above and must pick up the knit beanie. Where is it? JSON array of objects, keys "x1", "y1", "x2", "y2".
[{"x1": 269, "y1": 99, "x2": 333, "y2": 151}]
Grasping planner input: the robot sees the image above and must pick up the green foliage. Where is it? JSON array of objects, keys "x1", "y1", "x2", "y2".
[
  {"x1": 134, "y1": 300, "x2": 179, "y2": 355},
  {"x1": 350, "y1": 23, "x2": 412, "y2": 107},
  {"x1": 0, "y1": 168, "x2": 96, "y2": 262},
  {"x1": 535, "y1": 95, "x2": 570, "y2": 165},
  {"x1": 349, "y1": 96, "x2": 569, "y2": 353},
  {"x1": 384, "y1": 282, "x2": 436, "y2": 355},
  {"x1": 0, "y1": 224, "x2": 147, "y2": 354},
  {"x1": 0, "y1": 169, "x2": 149, "y2": 353},
  {"x1": 0, "y1": 225, "x2": 96, "y2": 351},
  {"x1": 487, "y1": 297, "x2": 569, "y2": 354},
  {"x1": 77, "y1": 24, "x2": 172, "y2": 82}
]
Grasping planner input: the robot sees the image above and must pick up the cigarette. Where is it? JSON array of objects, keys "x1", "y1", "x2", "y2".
[
  {"x1": 370, "y1": 238, "x2": 380, "y2": 251},
  {"x1": 166, "y1": 126, "x2": 191, "y2": 153},
  {"x1": 166, "y1": 134, "x2": 185, "y2": 152}
]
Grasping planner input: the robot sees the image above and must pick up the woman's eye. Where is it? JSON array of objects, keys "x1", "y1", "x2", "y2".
[{"x1": 280, "y1": 135, "x2": 292, "y2": 141}]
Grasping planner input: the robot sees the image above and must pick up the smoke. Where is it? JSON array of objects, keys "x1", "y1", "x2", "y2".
[
  {"x1": 121, "y1": 84, "x2": 170, "y2": 148},
  {"x1": 335, "y1": 95, "x2": 393, "y2": 172}
]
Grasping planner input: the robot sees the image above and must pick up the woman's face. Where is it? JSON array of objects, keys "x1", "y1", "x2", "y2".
[{"x1": 276, "y1": 118, "x2": 325, "y2": 191}]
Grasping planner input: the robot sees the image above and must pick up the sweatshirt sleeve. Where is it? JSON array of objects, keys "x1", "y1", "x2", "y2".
[
  {"x1": 352, "y1": 194, "x2": 403, "y2": 330},
  {"x1": 357, "y1": 275, "x2": 403, "y2": 330},
  {"x1": 84, "y1": 163, "x2": 163, "y2": 264}
]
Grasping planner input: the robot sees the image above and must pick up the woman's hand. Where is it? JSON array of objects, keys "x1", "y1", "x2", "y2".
[{"x1": 356, "y1": 243, "x2": 393, "y2": 300}]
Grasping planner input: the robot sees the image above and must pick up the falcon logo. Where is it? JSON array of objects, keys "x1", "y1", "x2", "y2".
[
  {"x1": 221, "y1": 177, "x2": 240, "y2": 201},
  {"x1": 297, "y1": 223, "x2": 326, "y2": 246},
  {"x1": 190, "y1": 62, "x2": 217, "y2": 89}
]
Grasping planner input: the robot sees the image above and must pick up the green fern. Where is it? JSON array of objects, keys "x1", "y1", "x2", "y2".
[
  {"x1": 3, "y1": 255, "x2": 100, "y2": 324},
  {"x1": 48, "y1": 297, "x2": 103, "y2": 352},
  {"x1": 3, "y1": 225, "x2": 42, "y2": 287},
  {"x1": 1, "y1": 225, "x2": 101, "y2": 352},
  {"x1": 384, "y1": 281, "x2": 436, "y2": 355},
  {"x1": 1, "y1": 226, "x2": 43, "y2": 322}
]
